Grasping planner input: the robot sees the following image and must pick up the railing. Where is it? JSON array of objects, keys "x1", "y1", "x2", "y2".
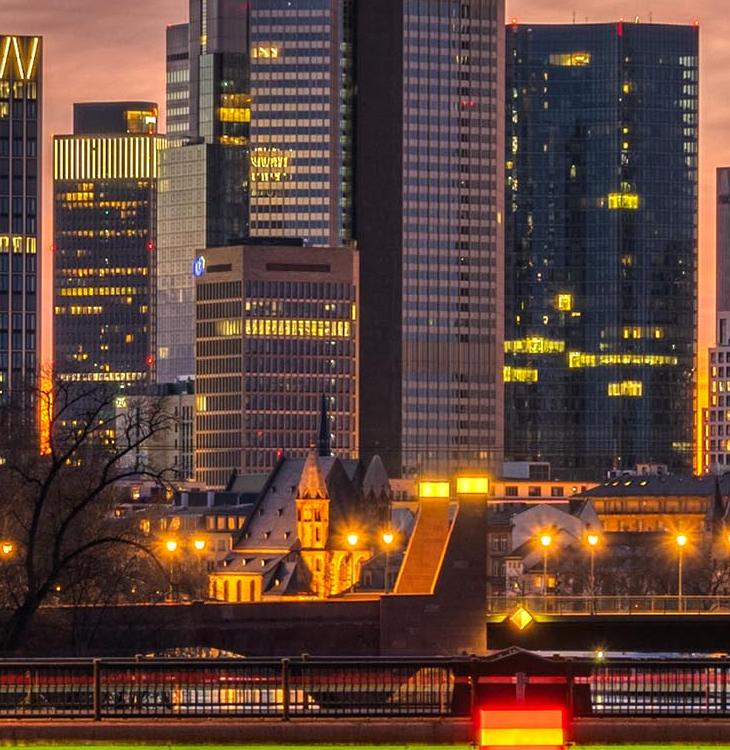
[
  {"x1": 487, "y1": 594, "x2": 730, "y2": 616},
  {"x1": 3, "y1": 654, "x2": 730, "y2": 720}
]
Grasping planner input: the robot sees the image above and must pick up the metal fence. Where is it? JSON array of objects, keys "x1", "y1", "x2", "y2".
[
  {"x1": 3, "y1": 654, "x2": 730, "y2": 720},
  {"x1": 487, "y1": 594, "x2": 730, "y2": 615}
]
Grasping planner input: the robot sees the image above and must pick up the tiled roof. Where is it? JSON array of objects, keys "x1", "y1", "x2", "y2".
[{"x1": 581, "y1": 474, "x2": 730, "y2": 498}]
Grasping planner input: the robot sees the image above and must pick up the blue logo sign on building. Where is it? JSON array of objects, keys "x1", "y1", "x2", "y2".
[{"x1": 192, "y1": 256, "x2": 206, "y2": 277}]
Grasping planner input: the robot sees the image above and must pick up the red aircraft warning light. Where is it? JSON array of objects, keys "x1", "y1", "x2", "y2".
[{"x1": 479, "y1": 705, "x2": 566, "y2": 750}]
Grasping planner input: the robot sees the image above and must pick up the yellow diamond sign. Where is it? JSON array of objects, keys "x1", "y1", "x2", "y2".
[{"x1": 509, "y1": 605, "x2": 534, "y2": 631}]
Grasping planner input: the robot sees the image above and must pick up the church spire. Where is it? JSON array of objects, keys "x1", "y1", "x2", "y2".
[
  {"x1": 318, "y1": 394, "x2": 331, "y2": 457},
  {"x1": 298, "y1": 449, "x2": 329, "y2": 500}
]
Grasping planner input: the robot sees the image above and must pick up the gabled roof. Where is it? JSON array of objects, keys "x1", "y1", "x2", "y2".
[
  {"x1": 362, "y1": 455, "x2": 391, "y2": 497},
  {"x1": 297, "y1": 450, "x2": 329, "y2": 500}
]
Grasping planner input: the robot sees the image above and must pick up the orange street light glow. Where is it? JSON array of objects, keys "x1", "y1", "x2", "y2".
[
  {"x1": 193, "y1": 539, "x2": 206, "y2": 551},
  {"x1": 165, "y1": 539, "x2": 178, "y2": 553},
  {"x1": 346, "y1": 532, "x2": 359, "y2": 547},
  {"x1": 587, "y1": 533, "x2": 600, "y2": 547},
  {"x1": 540, "y1": 534, "x2": 552, "y2": 548},
  {"x1": 382, "y1": 531, "x2": 395, "y2": 546},
  {"x1": 1, "y1": 541, "x2": 13, "y2": 556},
  {"x1": 676, "y1": 533, "x2": 688, "y2": 548}
]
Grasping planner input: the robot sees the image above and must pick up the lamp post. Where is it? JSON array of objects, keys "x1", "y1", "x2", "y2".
[
  {"x1": 586, "y1": 532, "x2": 600, "y2": 614},
  {"x1": 540, "y1": 533, "x2": 552, "y2": 605},
  {"x1": 382, "y1": 530, "x2": 395, "y2": 594},
  {"x1": 193, "y1": 538, "x2": 207, "y2": 599},
  {"x1": 346, "y1": 532, "x2": 359, "y2": 593},
  {"x1": 676, "y1": 533, "x2": 687, "y2": 612},
  {"x1": 0, "y1": 541, "x2": 13, "y2": 558},
  {"x1": 165, "y1": 539, "x2": 178, "y2": 601}
]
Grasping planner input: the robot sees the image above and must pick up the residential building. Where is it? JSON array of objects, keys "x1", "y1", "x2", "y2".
[
  {"x1": 209, "y1": 450, "x2": 392, "y2": 601},
  {"x1": 578, "y1": 474, "x2": 728, "y2": 537},
  {"x1": 704, "y1": 168, "x2": 730, "y2": 473},
  {"x1": 0, "y1": 34, "x2": 41, "y2": 397},
  {"x1": 356, "y1": 0, "x2": 505, "y2": 478},
  {"x1": 505, "y1": 22, "x2": 698, "y2": 478},
  {"x1": 53, "y1": 102, "x2": 164, "y2": 386},
  {"x1": 194, "y1": 242, "x2": 358, "y2": 486},
  {"x1": 156, "y1": 0, "x2": 250, "y2": 383}
]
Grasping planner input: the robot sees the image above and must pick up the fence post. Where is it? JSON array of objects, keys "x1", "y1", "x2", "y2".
[
  {"x1": 92, "y1": 659, "x2": 101, "y2": 722},
  {"x1": 281, "y1": 658, "x2": 290, "y2": 722}
]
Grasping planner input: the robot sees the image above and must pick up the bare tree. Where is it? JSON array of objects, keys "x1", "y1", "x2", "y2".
[{"x1": 0, "y1": 376, "x2": 176, "y2": 653}]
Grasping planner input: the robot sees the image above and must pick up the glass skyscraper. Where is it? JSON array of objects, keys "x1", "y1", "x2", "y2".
[
  {"x1": 156, "y1": 0, "x2": 250, "y2": 383},
  {"x1": 53, "y1": 102, "x2": 164, "y2": 386},
  {"x1": 248, "y1": 0, "x2": 353, "y2": 246},
  {"x1": 356, "y1": 0, "x2": 505, "y2": 477},
  {"x1": 505, "y1": 22, "x2": 698, "y2": 477},
  {"x1": 0, "y1": 34, "x2": 41, "y2": 399}
]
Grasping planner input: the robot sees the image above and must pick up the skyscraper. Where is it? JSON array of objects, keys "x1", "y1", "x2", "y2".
[
  {"x1": 0, "y1": 34, "x2": 41, "y2": 399},
  {"x1": 248, "y1": 0, "x2": 353, "y2": 246},
  {"x1": 356, "y1": 0, "x2": 505, "y2": 477},
  {"x1": 194, "y1": 241, "x2": 358, "y2": 487},
  {"x1": 53, "y1": 102, "x2": 164, "y2": 386},
  {"x1": 703, "y1": 168, "x2": 730, "y2": 473},
  {"x1": 504, "y1": 22, "x2": 698, "y2": 477},
  {"x1": 165, "y1": 24, "x2": 191, "y2": 144},
  {"x1": 156, "y1": 1, "x2": 250, "y2": 383}
]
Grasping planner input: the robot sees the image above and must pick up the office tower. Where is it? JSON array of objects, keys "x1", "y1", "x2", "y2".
[
  {"x1": 0, "y1": 34, "x2": 41, "y2": 399},
  {"x1": 156, "y1": 1, "x2": 250, "y2": 383},
  {"x1": 194, "y1": 242, "x2": 358, "y2": 487},
  {"x1": 248, "y1": 0, "x2": 353, "y2": 246},
  {"x1": 505, "y1": 22, "x2": 698, "y2": 478},
  {"x1": 166, "y1": 24, "x2": 191, "y2": 144},
  {"x1": 703, "y1": 168, "x2": 730, "y2": 473},
  {"x1": 356, "y1": 0, "x2": 505, "y2": 477},
  {"x1": 53, "y1": 102, "x2": 165, "y2": 386}
]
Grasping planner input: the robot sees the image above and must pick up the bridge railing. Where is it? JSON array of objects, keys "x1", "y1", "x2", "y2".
[
  {"x1": 487, "y1": 594, "x2": 730, "y2": 615},
  {"x1": 3, "y1": 654, "x2": 730, "y2": 720}
]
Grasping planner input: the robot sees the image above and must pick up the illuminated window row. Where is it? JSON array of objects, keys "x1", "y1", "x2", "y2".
[
  {"x1": 607, "y1": 192, "x2": 640, "y2": 210},
  {"x1": 504, "y1": 337, "x2": 565, "y2": 354},
  {"x1": 608, "y1": 381, "x2": 643, "y2": 397},
  {"x1": 55, "y1": 306, "x2": 103, "y2": 315},
  {"x1": 243, "y1": 319, "x2": 352, "y2": 339},
  {"x1": 568, "y1": 352, "x2": 678, "y2": 368},
  {"x1": 218, "y1": 106, "x2": 251, "y2": 123},
  {"x1": 58, "y1": 372, "x2": 147, "y2": 382},
  {"x1": 59, "y1": 287, "x2": 142, "y2": 297},
  {"x1": 54, "y1": 135, "x2": 166, "y2": 181},
  {"x1": 0, "y1": 235, "x2": 36, "y2": 254},
  {"x1": 504, "y1": 366, "x2": 538, "y2": 383},
  {"x1": 59, "y1": 267, "x2": 148, "y2": 278},
  {"x1": 548, "y1": 51, "x2": 591, "y2": 67},
  {"x1": 622, "y1": 326, "x2": 664, "y2": 340}
]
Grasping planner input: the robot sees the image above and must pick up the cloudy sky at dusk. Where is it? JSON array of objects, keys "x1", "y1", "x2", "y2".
[{"x1": 0, "y1": 0, "x2": 726, "y2": 369}]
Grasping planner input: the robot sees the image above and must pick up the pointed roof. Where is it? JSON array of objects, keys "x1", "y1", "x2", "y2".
[
  {"x1": 297, "y1": 450, "x2": 329, "y2": 500},
  {"x1": 362, "y1": 455, "x2": 391, "y2": 497}
]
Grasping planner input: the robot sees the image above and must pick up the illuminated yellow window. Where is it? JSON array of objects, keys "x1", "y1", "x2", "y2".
[
  {"x1": 607, "y1": 193, "x2": 640, "y2": 210},
  {"x1": 504, "y1": 337, "x2": 565, "y2": 355},
  {"x1": 556, "y1": 293, "x2": 573, "y2": 312},
  {"x1": 548, "y1": 51, "x2": 591, "y2": 66},
  {"x1": 607, "y1": 381, "x2": 643, "y2": 397},
  {"x1": 622, "y1": 82, "x2": 632, "y2": 94},
  {"x1": 504, "y1": 366, "x2": 538, "y2": 384}
]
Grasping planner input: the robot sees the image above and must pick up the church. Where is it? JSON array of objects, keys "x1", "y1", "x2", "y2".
[{"x1": 209, "y1": 448, "x2": 392, "y2": 602}]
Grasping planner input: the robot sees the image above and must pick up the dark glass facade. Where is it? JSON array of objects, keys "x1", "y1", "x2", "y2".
[
  {"x1": 195, "y1": 242, "x2": 358, "y2": 487},
  {"x1": 0, "y1": 34, "x2": 41, "y2": 398},
  {"x1": 356, "y1": 0, "x2": 505, "y2": 477},
  {"x1": 156, "y1": 1, "x2": 250, "y2": 383},
  {"x1": 53, "y1": 102, "x2": 164, "y2": 386},
  {"x1": 505, "y1": 22, "x2": 698, "y2": 477}
]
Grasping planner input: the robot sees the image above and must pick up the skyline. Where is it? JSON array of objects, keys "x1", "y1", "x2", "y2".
[{"x1": 0, "y1": 0, "x2": 723, "y2": 469}]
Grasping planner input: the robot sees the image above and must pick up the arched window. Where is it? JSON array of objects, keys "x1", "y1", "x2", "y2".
[
  {"x1": 249, "y1": 580, "x2": 256, "y2": 601},
  {"x1": 236, "y1": 580, "x2": 242, "y2": 602},
  {"x1": 223, "y1": 579, "x2": 229, "y2": 602}
]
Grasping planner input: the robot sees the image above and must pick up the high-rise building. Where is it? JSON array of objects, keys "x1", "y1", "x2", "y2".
[
  {"x1": 156, "y1": 1, "x2": 250, "y2": 383},
  {"x1": 504, "y1": 22, "x2": 698, "y2": 478},
  {"x1": 248, "y1": 0, "x2": 353, "y2": 246},
  {"x1": 703, "y1": 168, "x2": 730, "y2": 473},
  {"x1": 165, "y1": 24, "x2": 191, "y2": 144},
  {"x1": 0, "y1": 34, "x2": 41, "y2": 398},
  {"x1": 53, "y1": 102, "x2": 165, "y2": 386},
  {"x1": 356, "y1": 0, "x2": 505, "y2": 478},
  {"x1": 194, "y1": 241, "x2": 358, "y2": 487}
]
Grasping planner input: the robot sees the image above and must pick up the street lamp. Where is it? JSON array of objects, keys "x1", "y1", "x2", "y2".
[
  {"x1": 675, "y1": 533, "x2": 688, "y2": 611},
  {"x1": 0, "y1": 541, "x2": 13, "y2": 557},
  {"x1": 164, "y1": 539, "x2": 178, "y2": 600},
  {"x1": 346, "y1": 532, "x2": 359, "y2": 593},
  {"x1": 382, "y1": 530, "x2": 395, "y2": 594},
  {"x1": 586, "y1": 532, "x2": 600, "y2": 614},
  {"x1": 539, "y1": 533, "x2": 552, "y2": 602},
  {"x1": 193, "y1": 538, "x2": 206, "y2": 552}
]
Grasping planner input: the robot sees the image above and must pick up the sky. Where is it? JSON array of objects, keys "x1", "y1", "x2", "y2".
[{"x1": 0, "y1": 0, "x2": 726, "y2": 455}]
